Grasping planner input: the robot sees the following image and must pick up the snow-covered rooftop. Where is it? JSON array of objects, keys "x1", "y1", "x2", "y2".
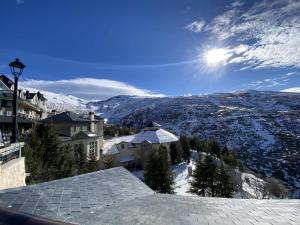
[{"x1": 103, "y1": 128, "x2": 179, "y2": 154}]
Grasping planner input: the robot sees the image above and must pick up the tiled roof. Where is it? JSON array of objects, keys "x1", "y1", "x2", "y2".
[
  {"x1": 0, "y1": 167, "x2": 299, "y2": 225},
  {"x1": 0, "y1": 167, "x2": 153, "y2": 224},
  {"x1": 70, "y1": 194, "x2": 300, "y2": 225},
  {"x1": 42, "y1": 111, "x2": 92, "y2": 123}
]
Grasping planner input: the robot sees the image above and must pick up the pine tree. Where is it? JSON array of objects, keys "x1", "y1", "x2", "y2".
[
  {"x1": 144, "y1": 146, "x2": 174, "y2": 193},
  {"x1": 102, "y1": 154, "x2": 116, "y2": 169},
  {"x1": 215, "y1": 165, "x2": 235, "y2": 198},
  {"x1": 170, "y1": 142, "x2": 177, "y2": 164},
  {"x1": 87, "y1": 153, "x2": 99, "y2": 172},
  {"x1": 205, "y1": 155, "x2": 218, "y2": 197},
  {"x1": 22, "y1": 124, "x2": 76, "y2": 184},
  {"x1": 189, "y1": 156, "x2": 208, "y2": 196},
  {"x1": 180, "y1": 135, "x2": 191, "y2": 163},
  {"x1": 209, "y1": 139, "x2": 221, "y2": 157},
  {"x1": 77, "y1": 142, "x2": 88, "y2": 174}
]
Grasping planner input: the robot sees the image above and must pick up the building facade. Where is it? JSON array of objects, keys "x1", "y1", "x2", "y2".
[
  {"x1": 0, "y1": 75, "x2": 48, "y2": 139},
  {"x1": 103, "y1": 122, "x2": 179, "y2": 167},
  {"x1": 41, "y1": 111, "x2": 104, "y2": 160}
]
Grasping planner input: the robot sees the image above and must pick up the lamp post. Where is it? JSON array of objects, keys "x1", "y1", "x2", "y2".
[{"x1": 9, "y1": 58, "x2": 25, "y2": 143}]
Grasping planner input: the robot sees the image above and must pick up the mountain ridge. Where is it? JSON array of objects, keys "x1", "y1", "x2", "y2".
[{"x1": 87, "y1": 91, "x2": 300, "y2": 197}]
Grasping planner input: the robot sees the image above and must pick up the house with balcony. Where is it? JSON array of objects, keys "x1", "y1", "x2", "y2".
[
  {"x1": 103, "y1": 121, "x2": 179, "y2": 167},
  {"x1": 0, "y1": 75, "x2": 48, "y2": 140},
  {"x1": 41, "y1": 111, "x2": 104, "y2": 160}
]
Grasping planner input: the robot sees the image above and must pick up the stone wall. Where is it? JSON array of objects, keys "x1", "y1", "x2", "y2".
[{"x1": 0, "y1": 157, "x2": 26, "y2": 190}]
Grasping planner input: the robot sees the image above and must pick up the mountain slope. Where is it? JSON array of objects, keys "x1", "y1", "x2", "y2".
[
  {"x1": 87, "y1": 91, "x2": 300, "y2": 197},
  {"x1": 21, "y1": 87, "x2": 88, "y2": 112}
]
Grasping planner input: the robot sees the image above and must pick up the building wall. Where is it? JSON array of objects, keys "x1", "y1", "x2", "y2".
[
  {"x1": 114, "y1": 141, "x2": 172, "y2": 167},
  {"x1": 64, "y1": 136, "x2": 102, "y2": 160},
  {"x1": 0, "y1": 157, "x2": 26, "y2": 190}
]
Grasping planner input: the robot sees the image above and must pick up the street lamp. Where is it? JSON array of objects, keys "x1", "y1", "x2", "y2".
[{"x1": 9, "y1": 58, "x2": 25, "y2": 143}]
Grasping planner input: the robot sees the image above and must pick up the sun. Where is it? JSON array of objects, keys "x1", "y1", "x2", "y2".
[{"x1": 204, "y1": 48, "x2": 231, "y2": 67}]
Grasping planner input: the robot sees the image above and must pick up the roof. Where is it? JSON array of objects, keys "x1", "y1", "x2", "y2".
[
  {"x1": 103, "y1": 128, "x2": 178, "y2": 154},
  {"x1": 0, "y1": 167, "x2": 299, "y2": 225},
  {"x1": 0, "y1": 75, "x2": 14, "y2": 90},
  {"x1": 70, "y1": 194, "x2": 300, "y2": 225},
  {"x1": 0, "y1": 167, "x2": 153, "y2": 224},
  {"x1": 144, "y1": 121, "x2": 161, "y2": 129},
  {"x1": 71, "y1": 131, "x2": 99, "y2": 140},
  {"x1": 41, "y1": 111, "x2": 100, "y2": 123}
]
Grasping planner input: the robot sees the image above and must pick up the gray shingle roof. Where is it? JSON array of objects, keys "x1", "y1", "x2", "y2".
[
  {"x1": 42, "y1": 111, "x2": 91, "y2": 123},
  {"x1": 0, "y1": 167, "x2": 153, "y2": 223},
  {"x1": 69, "y1": 194, "x2": 300, "y2": 225},
  {"x1": 0, "y1": 167, "x2": 299, "y2": 225}
]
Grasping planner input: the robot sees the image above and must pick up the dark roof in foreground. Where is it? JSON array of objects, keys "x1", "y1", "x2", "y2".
[
  {"x1": 0, "y1": 167, "x2": 299, "y2": 225},
  {"x1": 0, "y1": 167, "x2": 153, "y2": 224}
]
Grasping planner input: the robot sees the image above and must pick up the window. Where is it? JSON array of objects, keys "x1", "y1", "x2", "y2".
[
  {"x1": 89, "y1": 141, "x2": 98, "y2": 156},
  {"x1": 121, "y1": 143, "x2": 125, "y2": 149}
]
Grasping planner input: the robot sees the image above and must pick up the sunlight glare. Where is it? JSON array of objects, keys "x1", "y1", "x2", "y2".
[{"x1": 204, "y1": 48, "x2": 231, "y2": 67}]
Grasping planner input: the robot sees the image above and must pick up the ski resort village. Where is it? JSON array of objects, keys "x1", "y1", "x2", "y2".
[
  {"x1": 0, "y1": 66, "x2": 300, "y2": 224},
  {"x1": 1, "y1": 0, "x2": 300, "y2": 224}
]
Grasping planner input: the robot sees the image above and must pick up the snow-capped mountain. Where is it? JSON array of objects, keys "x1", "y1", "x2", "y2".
[
  {"x1": 87, "y1": 90, "x2": 300, "y2": 197},
  {"x1": 21, "y1": 87, "x2": 88, "y2": 112}
]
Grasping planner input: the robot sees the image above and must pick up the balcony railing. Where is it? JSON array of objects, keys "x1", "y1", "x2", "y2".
[{"x1": 0, "y1": 142, "x2": 24, "y2": 165}]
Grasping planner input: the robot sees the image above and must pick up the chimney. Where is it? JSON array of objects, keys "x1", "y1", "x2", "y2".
[
  {"x1": 51, "y1": 109, "x2": 56, "y2": 115},
  {"x1": 89, "y1": 111, "x2": 95, "y2": 132}
]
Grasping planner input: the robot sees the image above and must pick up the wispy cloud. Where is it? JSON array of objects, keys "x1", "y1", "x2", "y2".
[
  {"x1": 245, "y1": 72, "x2": 299, "y2": 90},
  {"x1": 205, "y1": 0, "x2": 300, "y2": 69},
  {"x1": 20, "y1": 78, "x2": 165, "y2": 100},
  {"x1": 16, "y1": 0, "x2": 24, "y2": 4},
  {"x1": 185, "y1": 19, "x2": 206, "y2": 33},
  {"x1": 282, "y1": 87, "x2": 300, "y2": 93}
]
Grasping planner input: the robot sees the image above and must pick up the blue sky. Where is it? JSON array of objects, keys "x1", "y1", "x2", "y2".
[{"x1": 0, "y1": 0, "x2": 300, "y2": 100}]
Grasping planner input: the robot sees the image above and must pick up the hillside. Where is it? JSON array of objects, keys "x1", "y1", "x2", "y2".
[
  {"x1": 21, "y1": 87, "x2": 88, "y2": 112},
  {"x1": 87, "y1": 90, "x2": 300, "y2": 197}
]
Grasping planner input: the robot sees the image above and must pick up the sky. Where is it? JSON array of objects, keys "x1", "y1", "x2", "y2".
[{"x1": 0, "y1": 0, "x2": 300, "y2": 100}]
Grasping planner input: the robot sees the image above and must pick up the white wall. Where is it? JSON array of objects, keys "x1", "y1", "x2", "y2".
[{"x1": 0, "y1": 157, "x2": 26, "y2": 190}]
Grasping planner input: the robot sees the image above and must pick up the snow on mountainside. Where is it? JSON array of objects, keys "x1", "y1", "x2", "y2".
[
  {"x1": 87, "y1": 90, "x2": 300, "y2": 197},
  {"x1": 21, "y1": 87, "x2": 88, "y2": 112}
]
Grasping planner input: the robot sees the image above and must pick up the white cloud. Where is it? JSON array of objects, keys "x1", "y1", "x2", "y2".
[
  {"x1": 20, "y1": 78, "x2": 165, "y2": 100},
  {"x1": 185, "y1": 19, "x2": 206, "y2": 33},
  {"x1": 245, "y1": 72, "x2": 299, "y2": 90},
  {"x1": 206, "y1": 0, "x2": 300, "y2": 69},
  {"x1": 281, "y1": 87, "x2": 300, "y2": 93}
]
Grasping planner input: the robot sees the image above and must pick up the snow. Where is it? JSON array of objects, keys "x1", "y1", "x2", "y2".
[
  {"x1": 131, "y1": 157, "x2": 266, "y2": 199},
  {"x1": 20, "y1": 87, "x2": 88, "y2": 112}
]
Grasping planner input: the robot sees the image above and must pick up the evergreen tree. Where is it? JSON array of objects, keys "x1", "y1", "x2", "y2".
[
  {"x1": 102, "y1": 154, "x2": 116, "y2": 169},
  {"x1": 144, "y1": 146, "x2": 174, "y2": 193},
  {"x1": 209, "y1": 139, "x2": 221, "y2": 157},
  {"x1": 180, "y1": 135, "x2": 191, "y2": 163},
  {"x1": 22, "y1": 124, "x2": 76, "y2": 184},
  {"x1": 77, "y1": 142, "x2": 88, "y2": 174},
  {"x1": 170, "y1": 142, "x2": 177, "y2": 164},
  {"x1": 189, "y1": 156, "x2": 208, "y2": 196},
  {"x1": 215, "y1": 165, "x2": 235, "y2": 198},
  {"x1": 205, "y1": 155, "x2": 218, "y2": 197},
  {"x1": 87, "y1": 153, "x2": 99, "y2": 172}
]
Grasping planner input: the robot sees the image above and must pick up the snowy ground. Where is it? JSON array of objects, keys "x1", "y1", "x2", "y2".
[{"x1": 131, "y1": 157, "x2": 265, "y2": 199}]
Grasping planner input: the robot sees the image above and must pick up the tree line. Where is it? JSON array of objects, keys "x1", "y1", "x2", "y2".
[{"x1": 143, "y1": 135, "x2": 289, "y2": 198}]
